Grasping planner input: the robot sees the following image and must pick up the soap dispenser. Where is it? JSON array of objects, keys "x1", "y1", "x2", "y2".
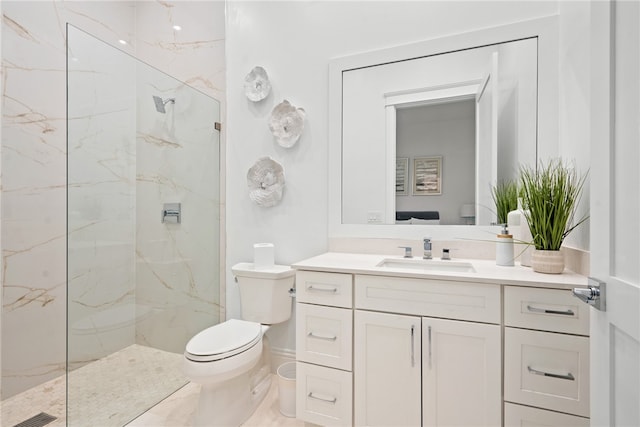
[{"x1": 496, "y1": 224, "x2": 514, "y2": 267}]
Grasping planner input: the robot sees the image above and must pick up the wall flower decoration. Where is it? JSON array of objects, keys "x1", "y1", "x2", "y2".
[
  {"x1": 268, "y1": 100, "x2": 306, "y2": 148},
  {"x1": 247, "y1": 157, "x2": 285, "y2": 207},
  {"x1": 244, "y1": 66, "x2": 271, "y2": 102}
]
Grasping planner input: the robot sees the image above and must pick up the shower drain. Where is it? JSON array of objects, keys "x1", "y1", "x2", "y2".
[{"x1": 13, "y1": 412, "x2": 57, "y2": 427}]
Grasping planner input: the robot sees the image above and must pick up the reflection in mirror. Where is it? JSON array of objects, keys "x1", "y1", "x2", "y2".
[
  {"x1": 396, "y1": 99, "x2": 475, "y2": 225},
  {"x1": 341, "y1": 37, "x2": 537, "y2": 226}
]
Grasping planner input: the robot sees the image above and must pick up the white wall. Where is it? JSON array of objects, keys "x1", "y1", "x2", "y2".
[
  {"x1": 225, "y1": 0, "x2": 565, "y2": 352},
  {"x1": 558, "y1": 0, "x2": 592, "y2": 250}
]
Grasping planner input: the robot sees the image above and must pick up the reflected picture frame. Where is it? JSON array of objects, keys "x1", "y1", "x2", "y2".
[
  {"x1": 413, "y1": 156, "x2": 442, "y2": 195},
  {"x1": 396, "y1": 157, "x2": 409, "y2": 195}
]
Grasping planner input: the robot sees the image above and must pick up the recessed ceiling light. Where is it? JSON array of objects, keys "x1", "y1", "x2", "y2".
[
  {"x1": 118, "y1": 39, "x2": 127, "y2": 45},
  {"x1": 173, "y1": 25, "x2": 182, "y2": 31}
]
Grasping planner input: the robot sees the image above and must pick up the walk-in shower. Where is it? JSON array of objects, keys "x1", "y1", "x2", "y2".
[{"x1": 65, "y1": 25, "x2": 222, "y2": 426}]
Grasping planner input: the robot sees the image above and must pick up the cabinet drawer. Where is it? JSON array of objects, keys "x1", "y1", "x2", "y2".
[
  {"x1": 296, "y1": 271, "x2": 353, "y2": 308},
  {"x1": 505, "y1": 328, "x2": 590, "y2": 417},
  {"x1": 504, "y1": 403, "x2": 589, "y2": 426},
  {"x1": 355, "y1": 274, "x2": 500, "y2": 323},
  {"x1": 504, "y1": 286, "x2": 589, "y2": 335},
  {"x1": 296, "y1": 362, "x2": 352, "y2": 426},
  {"x1": 296, "y1": 303, "x2": 352, "y2": 370}
]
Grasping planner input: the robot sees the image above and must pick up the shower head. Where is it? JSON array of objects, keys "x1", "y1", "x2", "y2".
[{"x1": 153, "y1": 95, "x2": 175, "y2": 114}]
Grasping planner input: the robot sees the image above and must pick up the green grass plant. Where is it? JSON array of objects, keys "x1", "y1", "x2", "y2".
[
  {"x1": 491, "y1": 180, "x2": 519, "y2": 225},
  {"x1": 519, "y1": 159, "x2": 588, "y2": 251}
]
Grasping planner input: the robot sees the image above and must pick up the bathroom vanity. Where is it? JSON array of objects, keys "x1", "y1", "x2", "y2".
[{"x1": 293, "y1": 252, "x2": 590, "y2": 426}]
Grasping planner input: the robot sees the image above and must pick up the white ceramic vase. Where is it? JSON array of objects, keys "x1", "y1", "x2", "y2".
[{"x1": 531, "y1": 249, "x2": 565, "y2": 274}]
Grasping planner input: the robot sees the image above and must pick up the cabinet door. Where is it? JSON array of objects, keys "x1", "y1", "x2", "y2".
[
  {"x1": 354, "y1": 310, "x2": 421, "y2": 427},
  {"x1": 422, "y1": 317, "x2": 501, "y2": 427}
]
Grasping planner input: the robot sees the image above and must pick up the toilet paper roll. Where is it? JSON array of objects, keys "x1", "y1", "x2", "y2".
[{"x1": 254, "y1": 243, "x2": 275, "y2": 270}]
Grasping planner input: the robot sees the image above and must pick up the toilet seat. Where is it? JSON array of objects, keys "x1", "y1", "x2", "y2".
[{"x1": 185, "y1": 319, "x2": 262, "y2": 362}]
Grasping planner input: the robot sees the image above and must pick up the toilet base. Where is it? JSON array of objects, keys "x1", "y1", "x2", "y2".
[{"x1": 190, "y1": 341, "x2": 272, "y2": 427}]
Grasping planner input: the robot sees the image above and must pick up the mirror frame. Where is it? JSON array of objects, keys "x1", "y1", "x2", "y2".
[{"x1": 328, "y1": 16, "x2": 559, "y2": 240}]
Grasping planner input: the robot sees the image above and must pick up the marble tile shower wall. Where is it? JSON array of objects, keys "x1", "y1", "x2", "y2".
[
  {"x1": 134, "y1": 63, "x2": 221, "y2": 354},
  {"x1": 1, "y1": 1, "x2": 225, "y2": 399},
  {"x1": 66, "y1": 25, "x2": 137, "y2": 372}
]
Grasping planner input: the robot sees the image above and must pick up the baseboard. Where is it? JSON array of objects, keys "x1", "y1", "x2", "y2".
[{"x1": 270, "y1": 347, "x2": 295, "y2": 374}]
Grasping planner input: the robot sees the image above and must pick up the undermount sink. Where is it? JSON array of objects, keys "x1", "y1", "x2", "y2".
[{"x1": 376, "y1": 258, "x2": 476, "y2": 273}]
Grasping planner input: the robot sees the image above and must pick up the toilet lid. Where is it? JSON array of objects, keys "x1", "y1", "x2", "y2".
[{"x1": 185, "y1": 319, "x2": 262, "y2": 362}]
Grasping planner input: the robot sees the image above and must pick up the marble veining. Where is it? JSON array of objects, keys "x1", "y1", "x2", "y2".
[{"x1": 2, "y1": 0, "x2": 226, "y2": 401}]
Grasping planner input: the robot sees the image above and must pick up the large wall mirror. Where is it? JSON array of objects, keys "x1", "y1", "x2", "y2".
[{"x1": 328, "y1": 16, "x2": 559, "y2": 240}]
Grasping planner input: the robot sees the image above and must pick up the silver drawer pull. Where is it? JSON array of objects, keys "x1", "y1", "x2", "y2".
[
  {"x1": 526, "y1": 305, "x2": 575, "y2": 316},
  {"x1": 308, "y1": 392, "x2": 337, "y2": 404},
  {"x1": 307, "y1": 331, "x2": 338, "y2": 341},
  {"x1": 528, "y1": 366, "x2": 575, "y2": 381},
  {"x1": 307, "y1": 284, "x2": 338, "y2": 293}
]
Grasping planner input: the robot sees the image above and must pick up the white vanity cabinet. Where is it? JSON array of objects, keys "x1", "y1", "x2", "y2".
[
  {"x1": 354, "y1": 274, "x2": 502, "y2": 427},
  {"x1": 293, "y1": 253, "x2": 591, "y2": 427},
  {"x1": 503, "y1": 286, "x2": 590, "y2": 425}
]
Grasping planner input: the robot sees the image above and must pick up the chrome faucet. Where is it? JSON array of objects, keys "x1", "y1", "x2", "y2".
[
  {"x1": 398, "y1": 246, "x2": 413, "y2": 258},
  {"x1": 423, "y1": 238, "x2": 432, "y2": 259}
]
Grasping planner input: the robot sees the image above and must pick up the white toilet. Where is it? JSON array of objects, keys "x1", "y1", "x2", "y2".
[{"x1": 183, "y1": 262, "x2": 295, "y2": 427}]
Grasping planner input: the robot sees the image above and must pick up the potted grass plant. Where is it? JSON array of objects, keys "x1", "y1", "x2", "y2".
[
  {"x1": 491, "y1": 179, "x2": 519, "y2": 225},
  {"x1": 519, "y1": 159, "x2": 589, "y2": 274}
]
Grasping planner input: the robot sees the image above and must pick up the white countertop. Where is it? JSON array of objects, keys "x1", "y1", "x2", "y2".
[{"x1": 292, "y1": 252, "x2": 588, "y2": 290}]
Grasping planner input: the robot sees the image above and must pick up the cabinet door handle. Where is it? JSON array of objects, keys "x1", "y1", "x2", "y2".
[
  {"x1": 410, "y1": 325, "x2": 415, "y2": 367},
  {"x1": 526, "y1": 305, "x2": 575, "y2": 316},
  {"x1": 527, "y1": 366, "x2": 575, "y2": 381},
  {"x1": 308, "y1": 392, "x2": 337, "y2": 404},
  {"x1": 428, "y1": 325, "x2": 432, "y2": 369},
  {"x1": 307, "y1": 331, "x2": 338, "y2": 341},
  {"x1": 306, "y1": 284, "x2": 338, "y2": 293}
]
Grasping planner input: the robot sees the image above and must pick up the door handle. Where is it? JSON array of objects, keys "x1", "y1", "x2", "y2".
[
  {"x1": 427, "y1": 325, "x2": 432, "y2": 370},
  {"x1": 410, "y1": 325, "x2": 415, "y2": 367},
  {"x1": 572, "y1": 277, "x2": 606, "y2": 311}
]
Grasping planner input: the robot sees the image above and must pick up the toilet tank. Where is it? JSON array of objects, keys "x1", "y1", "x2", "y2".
[{"x1": 231, "y1": 263, "x2": 295, "y2": 324}]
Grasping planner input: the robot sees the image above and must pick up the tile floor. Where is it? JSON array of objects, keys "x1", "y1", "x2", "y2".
[{"x1": 1, "y1": 345, "x2": 305, "y2": 427}]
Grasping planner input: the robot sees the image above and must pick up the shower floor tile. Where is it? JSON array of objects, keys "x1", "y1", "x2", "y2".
[
  {"x1": 1, "y1": 344, "x2": 185, "y2": 427},
  {"x1": 3, "y1": 345, "x2": 305, "y2": 427},
  {"x1": 0, "y1": 374, "x2": 66, "y2": 427}
]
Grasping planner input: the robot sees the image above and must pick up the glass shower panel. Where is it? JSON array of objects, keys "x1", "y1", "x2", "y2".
[{"x1": 67, "y1": 25, "x2": 220, "y2": 426}]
